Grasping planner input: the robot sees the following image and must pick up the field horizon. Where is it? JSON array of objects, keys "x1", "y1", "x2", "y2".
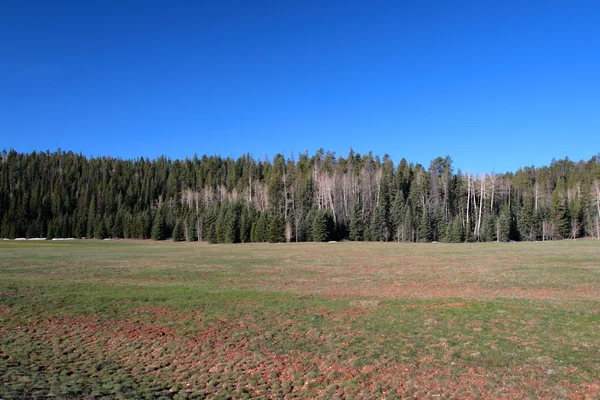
[{"x1": 1, "y1": 240, "x2": 599, "y2": 398}]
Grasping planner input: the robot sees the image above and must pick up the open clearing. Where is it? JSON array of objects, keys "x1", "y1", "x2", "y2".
[{"x1": 1, "y1": 240, "x2": 599, "y2": 399}]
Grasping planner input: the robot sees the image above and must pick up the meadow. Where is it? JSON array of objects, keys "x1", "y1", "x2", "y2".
[{"x1": 1, "y1": 240, "x2": 599, "y2": 399}]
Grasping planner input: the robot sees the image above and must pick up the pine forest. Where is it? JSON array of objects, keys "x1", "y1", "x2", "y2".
[{"x1": 1, "y1": 149, "x2": 599, "y2": 243}]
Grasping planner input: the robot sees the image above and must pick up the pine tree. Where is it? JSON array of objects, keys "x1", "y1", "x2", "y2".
[
  {"x1": 311, "y1": 211, "x2": 329, "y2": 242},
  {"x1": 370, "y1": 204, "x2": 386, "y2": 241},
  {"x1": 256, "y1": 212, "x2": 267, "y2": 242},
  {"x1": 204, "y1": 208, "x2": 218, "y2": 244},
  {"x1": 497, "y1": 204, "x2": 512, "y2": 242},
  {"x1": 94, "y1": 217, "x2": 107, "y2": 239},
  {"x1": 550, "y1": 188, "x2": 569, "y2": 239},
  {"x1": 215, "y1": 204, "x2": 227, "y2": 243},
  {"x1": 445, "y1": 217, "x2": 464, "y2": 243},
  {"x1": 224, "y1": 203, "x2": 241, "y2": 243},
  {"x1": 483, "y1": 213, "x2": 497, "y2": 242},
  {"x1": 569, "y1": 198, "x2": 582, "y2": 239},
  {"x1": 518, "y1": 195, "x2": 535, "y2": 241},
  {"x1": 349, "y1": 202, "x2": 364, "y2": 241},
  {"x1": 186, "y1": 213, "x2": 198, "y2": 241},
  {"x1": 86, "y1": 196, "x2": 96, "y2": 239},
  {"x1": 268, "y1": 215, "x2": 284, "y2": 243},
  {"x1": 250, "y1": 222, "x2": 259, "y2": 243},
  {"x1": 420, "y1": 210, "x2": 432, "y2": 242},
  {"x1": 239, "y1": 206, "x2": 252, "y2": 243},
  {"x1": 172, "y1": 218, "x2": 184, "y2": 241},
  {"x1": 151, "y1": 206, "x2": 166, "y2": 240}
]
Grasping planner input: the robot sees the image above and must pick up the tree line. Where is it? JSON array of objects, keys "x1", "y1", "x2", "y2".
[{"x1": 1, "y1": 149, "x2": 599, "y2": 242}]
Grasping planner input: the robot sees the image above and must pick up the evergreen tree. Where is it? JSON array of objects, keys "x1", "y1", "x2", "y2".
[
  {"x1": 445, "y1": 217, "x2": 464, "y2": 243},
  {"x1": 370, "y1": 204, "x2": 386, "y2": 241},
  {"x1": 497, "y1": 204, "x2": 512, "y2": 242},
  {"x1": 483, "y1": 213, "x2": 497, "y2": 242},
  {"x1": 349, "y1": 201, "x2": 364, "y2": 241},
  {"x1": 86, "y1": 196, "x2": 96, "y2": 239},
  {"x1": 151, "y1": 206, "x2": 167, "y2": 240},
  {"x1": 94, "y1": 217, "x2": 107, "y2": 239},
  {"x1": 311, "y1": 210, "x2": 330, "y2": 242},
  {"x1": 215, "y1": 204, "x2": 227, "y2": 243},
  {"x1": 550, "y1": 188, "x2": 569, "y2": 238},
  {"x1": 420, "y1": 210, "x2": 432, "y2": 242},
  {"x1": 204, "y1": 208, "x2": 218, "y2": 244},
  {"x1": 268, "y1": 215, "x2": 284, "y2": 243},
  {"x1": 172, "y1": 218, "x2": 184, "y2": 241},
  {"x1": 186, "y1": 212, "x2": 198, "y2": 241},
  {"x1": 518, "y1": 195, "x2": 535, "y2": 241},
  {"x1": 253, "y1": 212, "x2": 267, "y2": 243},
  {"x1": 239, "y1": 206, "x2": 252, "y2": 243},
  {"x1": 569, "y1": 198, "x2": 582, "y2": 239},
  {"x1": 224, "y1": 202, "x2": 241, "y2": 243}
]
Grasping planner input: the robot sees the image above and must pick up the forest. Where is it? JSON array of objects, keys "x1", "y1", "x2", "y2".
[{"x1": 1, "y1": 149, "x2": 599, "y2": 243}]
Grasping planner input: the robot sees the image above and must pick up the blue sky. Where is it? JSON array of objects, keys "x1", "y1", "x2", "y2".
[{"x1": 1, "y1": 1, "x2": 599, "y2": 174}]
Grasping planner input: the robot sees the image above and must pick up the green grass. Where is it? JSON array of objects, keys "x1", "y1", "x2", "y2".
[{"x1": 1, "y1": 240, "x2": 599, "y2": 398}]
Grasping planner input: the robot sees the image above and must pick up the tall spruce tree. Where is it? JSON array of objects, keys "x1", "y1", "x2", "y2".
[
  {"x1": 151, "y1": 206, "x2": 167, "y2": 240},
  {"x1": 311, "y1": 210, "x2": 330, "y2": 242},
  {"x1": 268, "y1": 215, "x2": 284, "y2": 243},
  {"x1": 172, "y1": 218, "x2": 184, "y2": 241}
]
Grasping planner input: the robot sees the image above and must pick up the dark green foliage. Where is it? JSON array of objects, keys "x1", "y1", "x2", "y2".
[
  {"x1": 483, "y1": 213, "x2": 497, "y2": 242},
  {"x1": 224, "y1": 202, "x2": 242, "y2": 243},
  {"x1": 349, "y1": 202, "x2": 364, "y2": 241},
  {"x1": 267, "y1": 215, "x2": 284, "y2": 243},
  {"x1": 239, "y1": 206, "x2": 252, "y2": 243},
  {"x1": 94, "y1": 217, "x2": 107, "y2": 239},
  {"x1": 151, "y1": 206, "x2": 167, "y2": 241},
  {"x1": 518, "y1": 195, "x2": 536, "y2": 241},
  {"x1": 186, "y1": 213, "x2": 198, "y2": 241},
  {"x1": 0, "y1": 149, "x2": 598, "y2": 242},
  {"x1": 204, "y1": 208, "x2": 218, "y2": 244},
  {"x1": 420, "y1": 210, "x2": 432, "y2": 242},
  {"x1": 172, "y1": 219, "x2": 184, "y2": 242},
  {"x1": 497, "y1": 205, "x2": 512, "y2": 242},
  {"x1": 551, "y1": 188, "x2": 569, "y2": 239},
  {"x1": 370, "y1": 204, "x2": 386, "y2": 242},
  {"x1": 445, "y1": 217, "x2": 464, "y2": 243},
  {"x1": 311, "y1": 211, "x2": 330, "y2": 242},
  {"x1": 250, "y1": 212, "x2": 268, "y2": 243}
]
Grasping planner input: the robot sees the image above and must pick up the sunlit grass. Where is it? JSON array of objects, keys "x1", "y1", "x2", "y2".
[{"x1": 1, "y1": 240, "x2": 599, "y2": 398}]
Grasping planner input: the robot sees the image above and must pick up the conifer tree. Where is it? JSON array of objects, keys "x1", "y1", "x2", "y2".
[
  {"x1": 311, "y1": 210, "x2": 329, "y2": 242},
  {"x1": 239, "y1": 206, "x2": 252, "y2": 243},
  {"x1": 268, "y1": 215, "x2": 284, "y2": 243},
  {"x1": 86, "y1": 196, "x2": 96, "y2": 239},
  {"x1": 518, "y1": 195, "x2": 535, "y2": 241},
  {"x1": 224, "y1": 202, "x2": 241, "y2": 243},
  {"x1": 94, "y1": 217, "x2": 107, "y2": 239},
  {"x1": 349, "y1": 201, "x2": 364, "y2": 241},
  {"x1": 420, "y1": 210, "x2": 432, "y2": 242},
  {"x1": 172, "y1": 218, "x2": 184, "y2": 242},
  {"x1": 497, "y1": 204, "x2": 512, "y2": 242},
  {"x1": 551, "y1": 188, "x2": 569, "y2": 238},
  {"x1": 446, "y1": 217, "x2": 464, "y2": 243},
  {"x1": 151, "y1": 206, "x2": 167, "y2": 240},
  {"x1": 483, "y1": 213, "x2": 497, "y2": 242}
]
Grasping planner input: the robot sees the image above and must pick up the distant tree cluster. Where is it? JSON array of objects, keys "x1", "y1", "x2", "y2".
[{"x1": 1, "y1": 149, "x2": 599, "y2": 242}]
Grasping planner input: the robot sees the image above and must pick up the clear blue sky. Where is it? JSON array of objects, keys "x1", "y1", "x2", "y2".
[{"x1": 2, "y1": 1, "x2": 599, "y2": 174}]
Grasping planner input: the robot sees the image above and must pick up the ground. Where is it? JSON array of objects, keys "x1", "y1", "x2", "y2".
[{"x1": 0, "y1": 240, "x2": 599, "y2": 399}]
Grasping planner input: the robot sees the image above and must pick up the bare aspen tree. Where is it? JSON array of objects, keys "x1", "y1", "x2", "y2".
[
  {"x1": 475, "y1": 174, "x2": 486, "y2": 238},
  {"x1": 466, "y1": 172, "x2": 471, "y2": 228},
  {"x1": 595, "y1": 180, "x2": 600, "y2": 240},
  {"x1": 488, "y1": 172, "x2": 496, "y2": 212},
  {"x1": 285, "y1": 220, "x2": 292, "y2": 243}
]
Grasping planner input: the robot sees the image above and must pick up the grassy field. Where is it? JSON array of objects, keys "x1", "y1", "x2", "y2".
[{"x1": 1, "y1": 240, "x2": 599, "y2": 399}]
